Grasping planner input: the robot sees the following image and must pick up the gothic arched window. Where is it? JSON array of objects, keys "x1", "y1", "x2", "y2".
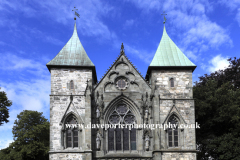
[
  {"x1": 70, "y1": 80, "x2": 74, "y2": 90},
  {"x1": 168, "y1": 115, "x2": 178, "y2": 147},
  {"x1": 170, "y1": 78, "x2": 174, "y2": 87},
  {"x1": 108, "y1": 104, "x2": 136, "y2": 151},
  {"x1": 65, "y1": 115, "x2": 78, "y2": 148}
]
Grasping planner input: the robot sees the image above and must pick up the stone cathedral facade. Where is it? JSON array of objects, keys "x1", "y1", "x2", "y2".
[{"x1": 46, "y1": 22, "x2": 197, "y2": 160}]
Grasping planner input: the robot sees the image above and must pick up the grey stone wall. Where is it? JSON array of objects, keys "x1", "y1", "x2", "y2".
[
  {"x1": 152, "y1": 70, "x2": 193, "y2": 99},
  {"x1": 49, "y1": 68, "x2": 93, "y2": 160},
  {"x1": 150, "y1": 70, "x2": 196, "y2": 160},
  {"x1": 49, "y1": 60, "x2": 197, "y2": 159},
  {"x1": 162, "y1": 152, "x2": 196, "y2": 160}
]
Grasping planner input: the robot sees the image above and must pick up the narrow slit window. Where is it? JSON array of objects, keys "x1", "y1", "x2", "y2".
[
  {"x1": 70, "y1": 80, "x2": 74, "y2": 89},
  {"x1": 170, "y1": 78, "x2": 174, "y2": 87}
]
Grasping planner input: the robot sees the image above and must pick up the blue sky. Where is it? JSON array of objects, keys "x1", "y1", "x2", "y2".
[{"x1": 0, "y1": 0, "x2": 240, "y2": 149}]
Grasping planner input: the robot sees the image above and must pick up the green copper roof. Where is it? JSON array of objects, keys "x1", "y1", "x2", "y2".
[
  {"x1": 47, "y1": 22, "x2": 94, "y2": 66},
  {"x1": 150, "y1": 25, "x2": 196, "y2": 67}
]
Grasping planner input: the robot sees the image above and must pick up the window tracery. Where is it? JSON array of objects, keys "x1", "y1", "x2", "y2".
[
  {"x1": 65, "y1": 115, "x2": 78, "y2": 148},
  {"x1": 168, "y1": 115, "x2": 178, "y2": 147},
  {"x1": 107, "y1": 104, "x2": 136, "y2": 151}
]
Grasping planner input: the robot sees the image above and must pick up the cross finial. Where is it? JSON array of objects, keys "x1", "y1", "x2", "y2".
[
  {"x1": 72, "y1": 6, "x2": 80, "y2": 20},
  {"x1": 120, "y1": 43, "x2": 125, "y2": 54},
  {"x1": 161, "y1": 11, "x2": 167, "y2": 24}
]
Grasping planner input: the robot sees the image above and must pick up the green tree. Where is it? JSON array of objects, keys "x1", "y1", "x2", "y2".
[
  {"x1": 194, "y1": 57, "x2": 240, "y2": 160},
  {"x1": 0, "y1": 88, "x2": 12, "y2": 126},
  {"x1": 0, "y1": 110, "x2": 49, "y2": 160}
]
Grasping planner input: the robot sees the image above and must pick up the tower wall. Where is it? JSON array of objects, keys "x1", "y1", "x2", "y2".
[
  {"x1": 49, "y1": 68, "x2": 93, "y2": 160},
  {"x1": 150, "y1": 69, "x2": 196, "y2": 160}
]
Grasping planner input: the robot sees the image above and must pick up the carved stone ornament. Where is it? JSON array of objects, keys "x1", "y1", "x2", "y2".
[
  {"x1": 145, "y1": 134, "x2": 150, "y2": 151},
  {"x1": 96, "y1": 108, "x2": 100, "y2": 119},
  {"x1": 96, "y1": 132, "x2": 101, "y2": 150}
]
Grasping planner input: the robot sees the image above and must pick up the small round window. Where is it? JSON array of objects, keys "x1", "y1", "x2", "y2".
[
  {"x1": 115, "y1": 78, "x2": 128, "y2": 90},
  {"x1": 117, "y1": 79, "x2": 126, "y2": 88}
]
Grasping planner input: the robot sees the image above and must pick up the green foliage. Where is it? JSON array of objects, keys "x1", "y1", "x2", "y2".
[
  {"x1": 0, "y1": 88, "x2": 12, "y2": 126},
  {"x1": 194, "y1": 57, "x2": 240, "y2": 160},
  {"x1": 0, "y1": 110, "x2": 49, "y2": 160}
]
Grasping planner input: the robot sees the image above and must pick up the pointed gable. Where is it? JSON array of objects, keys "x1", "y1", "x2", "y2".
[
  {"x1": 95, "y1": 44, "x2": 151, "y2": 91},
  {"x1": 47, "y1": 22, "x2": 94, "y2": 68}
]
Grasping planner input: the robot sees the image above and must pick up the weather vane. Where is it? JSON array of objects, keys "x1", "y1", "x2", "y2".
[
  {"x1": 72, "y1": 6, "x2": 80, "y2": 20},
  {"x1": 161, "y1": 11, "x2": 167, "y2": 24}
]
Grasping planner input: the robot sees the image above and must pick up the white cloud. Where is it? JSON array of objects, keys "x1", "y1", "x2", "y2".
[
  {"x1": 128, "y1": 0, "x2": 232, "y2": 62},
  {"x1": 123, "y1": 19, "x2": 135, "y2": 29},
  {"x1": 219, "y1": 0, "x2": 240, "y2": 26},
  {"x1": 0, "y1": 53, "x2": 50, "y2": 132},
  {"x1": 125, "y1": 0, "x2": 161, "y2": 12},
  {"x1": 125, "y1": 44, "x2": 155, "y2": 64},
  {"x1": 0, "y1": 0, "x2": 117, "y2": 41},
  {"x1": 0, "y1": 79, "x2": 50, "y2": 112},
  {"x1": 220, "y1": 0, "x2": 240, "y2": 10},
  {"x1": 0, "y1": 139, "x2": 13, "y2": 150},
  {"x1": 0, "y1": 53, "x2": 48, "y2": 78},
  {"x1": 208, "y1": 54, "x2": 229, "y2": 72}
]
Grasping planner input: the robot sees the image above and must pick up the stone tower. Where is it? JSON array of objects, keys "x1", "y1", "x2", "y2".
[
  {"x1": 47, "y1": 22, "x2": 197, "y2": 160},
  {"x1": 145, "y1": 25, "x2": 197, "y2": 159},
  {"x1": 46, "y1": 22, "x2": 97, "y2": 160}
]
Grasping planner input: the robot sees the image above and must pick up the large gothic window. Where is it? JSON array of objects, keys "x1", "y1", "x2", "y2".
[
  {"x1": 168, "y1": 115, "x2": 178, "y2": 147},
  {"x1": 108, "y1": 104, "x2": 136, "y2": 151},
  {"x1": 65, "y1": 115, "x2": 78, "y2": 148}
]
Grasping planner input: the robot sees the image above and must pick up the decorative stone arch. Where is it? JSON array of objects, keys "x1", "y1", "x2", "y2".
[
  {"x1": 103, "y1": 81, "x2": 114, "y2": 92},
  {"x1": 103, "y1": 95, "x2": 141, "y2": 152},
  {"x1": 62, "y1": 111, "x2": 84, "y2": 127},
  {"x1": 103, "y1": 95, "x2": 141, "y2": 124},
  {"x1": 115, "y1": 61, "x2": 130, "y2": 71},
  {"x1": 61, "y1": 111, "x2": 84, "y2": 150},
  {"x1": 163, "y1": 112, "x2": 185, "y2": 149},
  {"x1": 163, "y1": 109, "x2": 187, "y2": 125},
  {"x1": 108, "y1": 71, "x2": 119, "y2": 79}
]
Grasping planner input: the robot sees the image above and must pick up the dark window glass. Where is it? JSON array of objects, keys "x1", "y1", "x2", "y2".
[
  {"x1": 168, "y1": 116, "x2": 178, "y2": 147},
  {"x1": 67, "y1": 129, "x2": 72, "y2": 147},
  {"x1": 116, "y1": 127, "x2": 121, "y2": 150},
  {"x1": 170, "y1": 78, "x2": 174, "y2": 87},
  {"x1": 124, "y1": 114, "x2": 135, "y2": 124},
  {"x1": 108, "y1": 105, "x2": 136, "y2": 151},
  {"x1": 109, "y1": 113, "x2": 120, "y2": 124},
  {"x1": 108, "y1": 128, "x2": 114, "y2": 151},
  {"x1": 73, "y1": 129, "x2": 78, "y2": 147},
  {"x1": 116, "y1": 105, "x2": 128, "y2": 114},
  {"x1": 130, "y1": 128, "x2": 136, "y2": 150},
  {"x1": 66, "y1": 116, "x2": 78, "y2": 148},
  {"x1": 168, "y1": 128, "x2": 172, "y2": 147},
  {"x1": 117, "y1": 79, "x2": 126, "y2": 89},
  {"x1": 174, "y1": 126, "x2": 178, "y2": 147},
  {"x1": 70, "y1": 80, "x2": 74, "y2": 89},
  {"x1": 123, "y1": 128, "x2": 129, "y2": 150}
]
